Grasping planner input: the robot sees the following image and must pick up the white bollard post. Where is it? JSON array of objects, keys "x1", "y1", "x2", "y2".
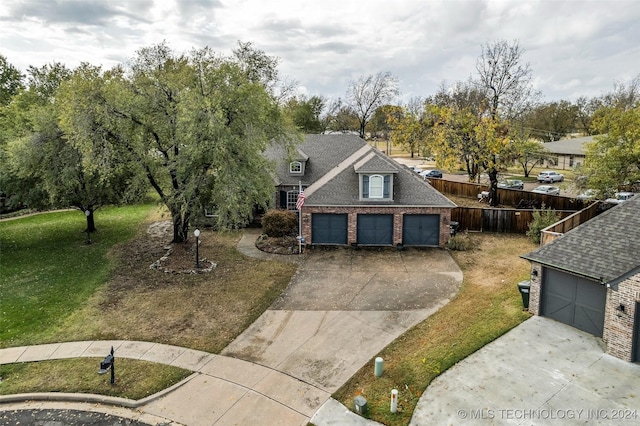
[
  {"x1": 390, "y1": 389, "x2": 398, "y2": 413},
  {"x1": 374, "y1": 357, "x2": 383, "y2": 377}
]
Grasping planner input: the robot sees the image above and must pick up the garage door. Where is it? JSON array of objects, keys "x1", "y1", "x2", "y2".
[
  {"x1": 541, "y1": 268, "x2": 606, "y2": 336},
  {"x1": 403, "y1": 214, "x2": 440, "y2": 246},
  {"x1": 311, "y1": 213, "x2": 348, "y2": 244},
  {"x1": 357, "y1": 214, "x2": 393, "y2": 245}
]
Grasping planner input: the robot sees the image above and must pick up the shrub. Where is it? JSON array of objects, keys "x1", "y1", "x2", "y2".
[
  {"x1": 447, "y1": 233, "x2": 476, "y2": 251},
  {"x1": 262, "y1": 209, "x2": 298, "y2": 237},
  {"x1": 526, "y1": 206, "x2": 561, "y2": 244}
]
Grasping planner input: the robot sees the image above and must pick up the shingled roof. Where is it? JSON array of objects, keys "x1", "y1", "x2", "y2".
[
  {"x1": 521, "y1": 194, "x2": 640, "y2": 283},
  {"x1": 265, "y1": 134, "x2": 455, "y2": 208}
]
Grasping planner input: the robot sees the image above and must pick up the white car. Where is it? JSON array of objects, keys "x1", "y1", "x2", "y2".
[
  {"x1": 605, "y1": 192, "x2": 636, "y2": 204},
  {"x1": 537, "y1": 170, "x2": 564, "y2": 183},
  {"x1": 532, "y1": 185, "x2": 560, "y2": 195}
]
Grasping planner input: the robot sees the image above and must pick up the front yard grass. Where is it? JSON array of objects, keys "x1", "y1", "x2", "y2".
[
  {"x1": 333, "y1": 233, "x2": 536, "y2": 426},
  {"x1": 0, "y1": 205, "x2": 297, "y2": 399}
]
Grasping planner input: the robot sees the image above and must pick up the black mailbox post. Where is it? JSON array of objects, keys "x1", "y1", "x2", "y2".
[{"x1": 98, "y1": 346, "x2": 115, "y2": 385}]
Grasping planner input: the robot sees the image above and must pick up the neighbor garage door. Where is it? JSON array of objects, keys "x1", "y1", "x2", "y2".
[
  {"x1": 403, "y1": 214, "x2": 440, "y2": 246},
  {"x1": 541, "y1": 268, "x2": 606, "y2": 336},
  {"x1": 357, "y1": 214, "x2": 393, "y2": 245},
  {"x1": 311, "y1": 213, "x2": 348, "y2": 244}
]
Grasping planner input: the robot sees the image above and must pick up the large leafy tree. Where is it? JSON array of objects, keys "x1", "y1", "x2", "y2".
[
  {"x1": 284, "y1": 95, "x2": 326, "y2": 133},
  {"x1": 523, "y1": 100, "x2": 578, "y2": 142},
  {"x1": 346, "y1": 71, "x2": 399, "y2": 138},
  {"x1": 0, "y1": 54, "x2": 24, "y2": 106},
  {"x1": 3, "y1": 63, "x2": 139, "y2": 231},
  {"x1": 583, "y1": 105, "x2": 640, "y2": 195},
  {"x1": 60, "y1": 43, "x2": 295, "y2": 243}
]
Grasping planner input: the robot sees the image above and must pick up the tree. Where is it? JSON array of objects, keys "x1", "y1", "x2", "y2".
[
  {"x1": 523, "y1": 101, "x2": 578, "y2": 142},
  {"x1": 386, "y1": 104, "x2": 423, "y2": 158},
  {"x1": 475, "y1": 40, "x2": 538, "y2": 205},
  {"x1": 346, "y1": 71, "x2": 399, "y2": 138},
  {"x1": 512, "y1": 135, "x2": 550, "y2": 177},
  {"x1": 284, "y1": 95, "x2": 326, "y2": 133},
  {"x1": 60, "y1": 42, "x2": 295, "y2": 243},
  {"x1": 324, "y1": 98, "x2": 359, "y2": 133},
  {"x1": 0, "y1": 54, "x2": 24, "y2": 106},
  {"x1": 2, "y1": 62, "x2": 139, "y2": 231},
  {"x1": 582, "y1": 105, "x2": 640, "y2": 195},
  {"x1": 475, "y1": 39, "x2": 538, "y2": 121}
]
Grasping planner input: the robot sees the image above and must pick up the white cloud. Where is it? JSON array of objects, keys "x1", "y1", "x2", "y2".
[{"x1": 1, "y1": 0, "x2": 638, "y2": 102}]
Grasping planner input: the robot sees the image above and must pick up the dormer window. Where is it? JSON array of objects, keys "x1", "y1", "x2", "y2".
[
  {"x1": 290, "y1": 161, "x2": 302, "y2": 174},
  {"x1": 362, "y1": 174, "x2": 392, "y2": 200}
]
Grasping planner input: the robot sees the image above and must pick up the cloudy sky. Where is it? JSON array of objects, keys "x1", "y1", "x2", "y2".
[{"x1": 1, "y1": 0, "x2": 639, "y2": 103}]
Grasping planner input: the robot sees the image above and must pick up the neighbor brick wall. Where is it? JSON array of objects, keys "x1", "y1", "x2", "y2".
[
  {"x1": 528, "y1": 262, "x2": 542, "y2": 315},
  {"x1": 603, "y1": 273, "x2": 640, "y2": 361},
  {"x1": 300, "y1": 206, "x2": 452, "y2": 247}
]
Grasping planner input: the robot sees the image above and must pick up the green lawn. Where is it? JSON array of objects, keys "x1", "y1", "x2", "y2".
[{"x1": 0, "y1": 205, "x2": 152, "y2": 347}]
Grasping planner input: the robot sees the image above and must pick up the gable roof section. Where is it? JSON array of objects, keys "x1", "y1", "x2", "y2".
[
  {"x1": 542, "y1": 135, "x2": 595, "y2": 156},
  {"x1": 353, "y1": 152, "x2": 400, "y2": 174},
  {"x1": 521, "y1": 195, "x2": 640, "y2": 283},
  {"x1": 264, "y1": 133, "x2": 369, "y2": 186}
]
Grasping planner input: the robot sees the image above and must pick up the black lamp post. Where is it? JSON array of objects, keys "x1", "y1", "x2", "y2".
[
  {"x1": 194, "y1": 228, "x2": 201, "y2": 268},
  {"x1": 98, "y1": 346, "x2": 115, "y2": 385},
  {"x1": 84, "y1": 210, "x2": 92, "y2": 244}
]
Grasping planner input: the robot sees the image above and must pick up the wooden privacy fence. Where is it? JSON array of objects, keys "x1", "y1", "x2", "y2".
[
  {"x1": 540, "y1": 201, "x2": 601, "y2": 245},
  {"x1": 428, "y1": 179, "x2": 590, "y2": 211},
  {"x1": 451, "y1": 207, "x2": 577, "y2": 233},
  {"x1": 428, "y1": 179, "x2": 599, "y2": 234}
]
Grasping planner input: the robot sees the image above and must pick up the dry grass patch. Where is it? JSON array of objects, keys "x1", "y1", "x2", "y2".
[
  {"x1": 49, "y1": 220, "x2": 297, "y2": 353},
  {"x1": 334, "y1": 233, "x2": 536, "y2": 426}
]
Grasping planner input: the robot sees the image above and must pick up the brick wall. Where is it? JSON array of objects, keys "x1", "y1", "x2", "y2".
[
  {"x1": 528, "y1": 262, "x2": 542, "y2": 315},
  {"x1": 603, "y1": 273, "x2": 640, "y2": 361},
  {"x1": 301, "y1": 206, "x2": 452, "y2": 247}
]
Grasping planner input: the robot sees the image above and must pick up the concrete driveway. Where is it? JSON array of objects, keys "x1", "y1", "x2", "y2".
[
  {"x1": 222, "y1": 245, "x2": 463, "y2": 392},
  {"x1": 411, "y1": 316, "x2": 640, "y2": 425}
]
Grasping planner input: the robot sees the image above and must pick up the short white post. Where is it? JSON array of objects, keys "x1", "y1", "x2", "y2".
[
  {"x1": 374, "y1": 357, "x2": 383, "y2": 377},
  {"x1": 390, "y1": 389, "x2": 398, "y2": 413}
]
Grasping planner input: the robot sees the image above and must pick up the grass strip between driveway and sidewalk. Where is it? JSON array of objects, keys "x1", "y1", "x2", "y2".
[{"x1": 333, "y1": 233, "x2": 536, "y2": 426}]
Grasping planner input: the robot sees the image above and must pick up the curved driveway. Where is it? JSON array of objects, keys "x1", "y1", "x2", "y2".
[{"x1": 223, "y1": 243, "x2": 463, "y2": 393}]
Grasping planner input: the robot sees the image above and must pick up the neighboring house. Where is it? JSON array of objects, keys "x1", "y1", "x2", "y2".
[
  {"x1": 521, "y1": 194, "x2": 640, "y2": 362},
  {"x1": 540, "y1": 135, "x2": 595, "y2": 170},
  {"x1": 265, "y1": 134, "x2": 456, "y2": 247}
]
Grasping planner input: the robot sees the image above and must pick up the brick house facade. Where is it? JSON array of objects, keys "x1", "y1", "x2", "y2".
[
  {"x1": 522, "y1": 195, "x2": 640, "y2": 363},
  {"x1": 265, "y1": 134, "x2": 456, "y2": 248}
]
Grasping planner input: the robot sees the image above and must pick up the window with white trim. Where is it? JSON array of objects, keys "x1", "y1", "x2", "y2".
[
  {"x1": 289, "y1": 161, "x2": 302, "y2": 174},
  {"x1": 361, "y1": 174, "x2": 392, "y2": 200}
]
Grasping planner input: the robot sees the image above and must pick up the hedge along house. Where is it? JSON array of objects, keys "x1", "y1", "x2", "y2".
[
  {"x1": 521, "y1": 194, "x2": 640, "y2": 362},
  {"x1": 264, "y1": 134, "x2": 456, "y2": 247}
]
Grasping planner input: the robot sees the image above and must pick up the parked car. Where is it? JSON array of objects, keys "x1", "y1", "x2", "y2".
[
  {"x1": 532, "y1": 185, "x2": 560, "y2": 195},
  {"x1": 420, "y1": 169, "x2": 443, "y2": 179},
  {"x1": 412, "y1": 167, "x2": 423, "y2": 174},
  {"x1": 604, "y1": 192, "x2": 636, "y2": 204},
  {"x1": 576, "y1": 189, "x2": 598, "y2": 201},
  {"x1": 537, "y1": 170, "x2": 564, "y2": 183},
  {"x1": 497, "y1": 179, "x2": 524, "y2": 190}
]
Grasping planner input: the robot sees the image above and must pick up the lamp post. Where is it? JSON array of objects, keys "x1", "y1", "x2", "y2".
[
  {"x1": 84, "y1": 210, "x2": 91, "y2": 244},
  {"x1": 194, "y1": 228, "x2": 200, "y2": 268},
  {"x1": 98, "y1": 346, "x2": 115, "y2": 385}
]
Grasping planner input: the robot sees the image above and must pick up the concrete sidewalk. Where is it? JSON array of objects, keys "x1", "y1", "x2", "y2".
[{"x1": 0, "y1": 340, "x2": 332, "y2": 425}]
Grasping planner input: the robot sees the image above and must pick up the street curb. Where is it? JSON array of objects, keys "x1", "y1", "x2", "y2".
[{"x1": 0, "y1": 372, "x2": 199, "y2": 408}]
